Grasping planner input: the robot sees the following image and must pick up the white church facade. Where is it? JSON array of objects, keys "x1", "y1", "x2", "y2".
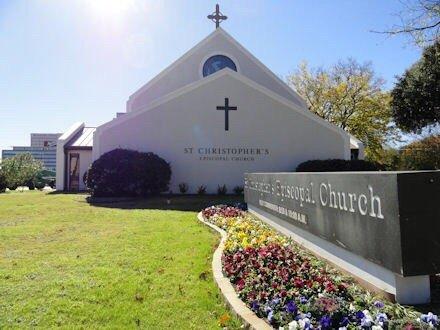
[{"x1": 56, "y1": 27, "x2": 363, "y2": 193}]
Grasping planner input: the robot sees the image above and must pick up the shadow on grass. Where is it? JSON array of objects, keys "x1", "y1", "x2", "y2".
[
  {"x1": 47, "y1": 191, "x2": 88, "y2": 195},
  {"x1": 84, "y1": 194, "x2": 245, "y2": 212}
]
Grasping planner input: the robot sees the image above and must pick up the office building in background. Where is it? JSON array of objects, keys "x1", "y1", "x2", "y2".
[{"x1": 1, "y1": 133, "x2": 61, "y2": 171}]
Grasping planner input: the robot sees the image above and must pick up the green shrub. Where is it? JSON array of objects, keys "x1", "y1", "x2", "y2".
[
  {"x1": 1, "y1": 153, "x2": 43, "y2": 189},
  {"x1": 197, "y1": 185, "x2": 207, "y2": 195},
  {"x1": 296, "y1": 159, "x2": 383, "y2": 172},
  {"x1": 0, "y1": 171, "x2": 7, "y2": 193},
  {"x1": 26, "y1": 179, "x2": 36, "y2": 190},
  {"x1": 32, "y1": 169, "x2": 56, "y2": 190},
  {"x1": 86, "y1": 149, "x2": 171, "y2": 197},
  {"x1": 400, "y1": 135, "x2": 440, "y2": 170},
  {"x1": 217, "y1": 184, "x2": 227, "y2": 195},
  {"x1": 178, "y1": 182, "x2": 189, "y2": 194},
  {"x1": 233, "y1": 186, "x2": 244, "y2": 195}
]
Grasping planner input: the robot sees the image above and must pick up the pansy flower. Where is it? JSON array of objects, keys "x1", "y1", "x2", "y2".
[
  {"x1": 285, "y1": 300, "x2": 297, "y2": 314},
  {"x1": 339, "y1": 316, "x2": 349, "y2": 327},
  {"x1": 376, "y1": 312, "x2": 388, "y2": 327},
  {"x1": 420, "y1": 312, "x2": 439, "y2": 327},
  {"x1": 320, "y1": 315, "x2": 332, "y2": 329},
  {"x1": 374, "y1": 300, "x2": 385, "y2": 309}
]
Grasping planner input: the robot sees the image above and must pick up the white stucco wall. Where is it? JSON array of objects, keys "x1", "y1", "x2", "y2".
[
  {"x1": 95, "y1": 70, "x2": 349, "y2": 194},
  {"x1": 127, "y1": 29, "x2": 305, "y2": 113}
]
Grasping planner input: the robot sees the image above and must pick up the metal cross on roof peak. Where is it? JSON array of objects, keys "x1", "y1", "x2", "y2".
[{"x1": 207, "y1": 4, "x2": 227, "y2": 29}]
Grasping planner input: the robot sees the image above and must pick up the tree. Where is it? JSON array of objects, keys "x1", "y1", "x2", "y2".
[
  {"x1": 399, "y1": 134, "x2": 440, "y2": 169},
  {"x1": 391, "y1": 40, "x2": 440, "y2": 133},
  {"x1": 287, "y1": 59, "x2": 396, "y2": 161},
  {"x1": 1, "y1": 153, "x2": 43, "y2": 189},
  {"x1": 373, "y1": 0, "x2": 440, "y2": 47}
]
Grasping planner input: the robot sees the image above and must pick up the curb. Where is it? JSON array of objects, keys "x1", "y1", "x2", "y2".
[{"x1": 197, "y1": 212, "x2": 272, "y2": 330}]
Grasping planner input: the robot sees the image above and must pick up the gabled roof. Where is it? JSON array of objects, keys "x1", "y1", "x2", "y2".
[
  {"x1": 65, "y1": 127, "x2": 96, "y2": 149},
  {"x1": 127, "y1": 28, "x2": 307, "y2": 111}
]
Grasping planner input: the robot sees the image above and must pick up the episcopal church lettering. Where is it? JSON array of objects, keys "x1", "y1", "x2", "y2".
[
  {"x1": 184, "y1": 147, "x2": 269, "y2": 161},
  {"x1": 245, "y1": 176, "x2": 384, "y2": 219},
  {"x1": 245, "y1": 171, "x2": 440, "y2": 276}
]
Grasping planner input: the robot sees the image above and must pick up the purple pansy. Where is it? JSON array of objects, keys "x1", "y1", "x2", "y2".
[
  {"x1": 320, "y1": 315, "x2": 332, "y2": 329},
  {"x1": 285, "y1": 300, "x2": 297, "y2": 314},
  {"x1": 355, "y1": 311, "x2": 365, "y2": 320},
  {"x1": 340, "y1": 316, "x2": 350, "y2": 327},
  {"x1": 374, "y1": 300, "x2": 385, "y2": 309},
  {"x1": 271, "y1": 298, "x2": 281, "y2": 306}
]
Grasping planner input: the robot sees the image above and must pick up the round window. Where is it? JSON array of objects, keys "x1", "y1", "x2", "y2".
[{"x1": 202, "y1": 55, "x2": 237, "y2": 77}]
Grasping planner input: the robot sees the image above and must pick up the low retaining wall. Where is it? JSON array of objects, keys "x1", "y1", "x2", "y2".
[{"x1": 197, "y1": 212, "x2": 271, "y2": 330}]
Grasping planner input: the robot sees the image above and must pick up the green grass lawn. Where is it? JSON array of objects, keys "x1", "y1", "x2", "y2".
[{"x1": 0, "y1": 191, "x2": 243, "y2": 329}]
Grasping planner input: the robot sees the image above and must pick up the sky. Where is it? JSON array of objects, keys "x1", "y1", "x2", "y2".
[{"x1": 0, "y1": 0, "x2": 422, "y2": 153}]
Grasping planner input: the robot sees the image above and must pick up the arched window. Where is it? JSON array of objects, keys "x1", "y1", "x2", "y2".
[{"x1": 202, "y1": 55, "x2": 237, "y2": 77}]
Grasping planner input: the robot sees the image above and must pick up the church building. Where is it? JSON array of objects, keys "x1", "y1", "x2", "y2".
[{"x1": 56, "y1": 8, "x2": 363, "y2": 193}]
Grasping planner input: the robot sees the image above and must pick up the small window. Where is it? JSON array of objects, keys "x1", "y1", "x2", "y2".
[{"x1": 202, "y1": 55, "x2": 237, "y2": 77}]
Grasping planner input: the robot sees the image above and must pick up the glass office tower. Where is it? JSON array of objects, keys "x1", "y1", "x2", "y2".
[{"x1": 1, "y1": 133, "x2": 61, "y2": 171}]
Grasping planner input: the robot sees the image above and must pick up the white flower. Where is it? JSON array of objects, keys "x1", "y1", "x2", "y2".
[
  {"x1": 279, "y1": 327, "x2": 285, "y2": 330},
  {"x1": 288, "y1": 321, "x2": 298, "y2": 330},
  {"x1": 372, "y1": 326, "x2": 383, "y2": 330},
  {"x1": 298, "y1": 318, "x2": 312, "y2": 329},
  {"x1": 375, "y1": 312, "x2": 388, "y2": 326},
  {"x1": 361, "y1": 318, "x2": 372, "y2": 327},
  {"x1": 361, "y1": 310, "x2": 373, "y2": 328},
  {"x1": 338, "y1": 327, "x2": 347, "y2": 330},
  {"x1": 349, "y1": 303, "x2": 356, "y2": 311}
]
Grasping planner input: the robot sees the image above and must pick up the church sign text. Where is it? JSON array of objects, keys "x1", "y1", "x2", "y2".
[
  {"x1": 184, "y1": 146, "x2": 269, "y2": 161},
  {"x1": 244, "y1": 171, "x2": 440, "y2": 276}
]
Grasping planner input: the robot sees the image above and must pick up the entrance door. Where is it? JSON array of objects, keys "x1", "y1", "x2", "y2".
[{"x1": 69, "y1": 153, "x2": 80, "y2": 191}]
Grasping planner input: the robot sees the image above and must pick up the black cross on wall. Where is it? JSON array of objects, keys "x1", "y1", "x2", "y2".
[{"x1": 216, "y1": 97, "x2": 237, "y2": 131}]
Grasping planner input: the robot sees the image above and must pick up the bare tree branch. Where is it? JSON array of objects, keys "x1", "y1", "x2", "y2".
[{"x1": 371, "y1": 0, "x2": 440, "y2": 46}]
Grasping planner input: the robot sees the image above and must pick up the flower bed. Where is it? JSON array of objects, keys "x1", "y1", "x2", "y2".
[{"x1": 202, "y1": 205, "x2": 439, "y2": 330}]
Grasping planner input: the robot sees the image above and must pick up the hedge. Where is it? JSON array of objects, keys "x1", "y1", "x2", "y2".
[{"x1": 85, "y1": 149, "x2": 171, "y2": 197}]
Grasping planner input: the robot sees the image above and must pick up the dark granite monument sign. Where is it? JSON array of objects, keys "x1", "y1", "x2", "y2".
[{"x1": 244, "y1": 171, "x2": 440, "y2": 276}]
